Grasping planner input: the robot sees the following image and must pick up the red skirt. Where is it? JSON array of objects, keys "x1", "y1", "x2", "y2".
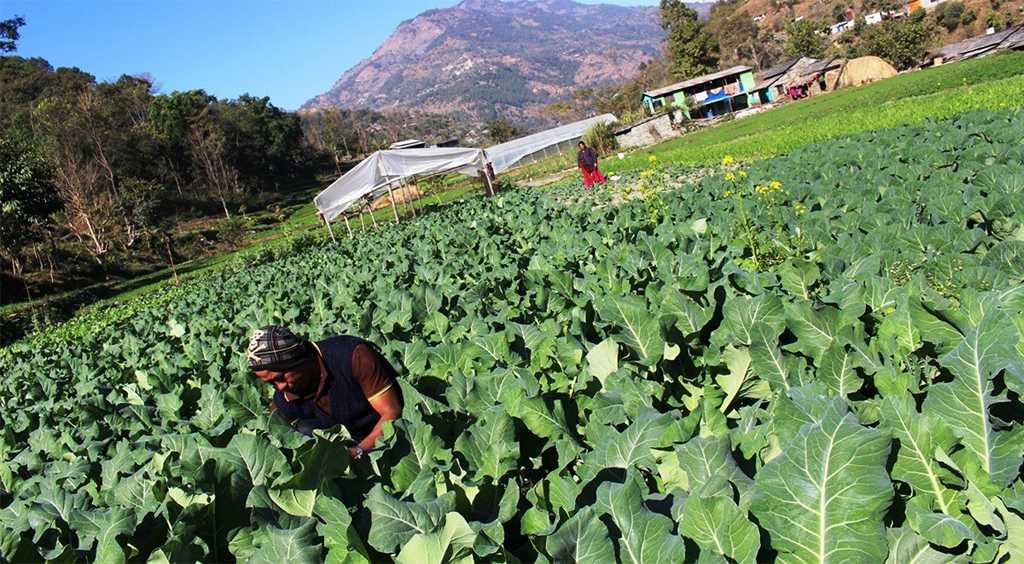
[{"x1": 581, "y1": 166, "x2": 606, "y2": 188}]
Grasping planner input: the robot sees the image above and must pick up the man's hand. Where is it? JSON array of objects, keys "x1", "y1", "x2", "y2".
[{"x1": 354, "y1": 388, "x2": 403, "y2": 453}]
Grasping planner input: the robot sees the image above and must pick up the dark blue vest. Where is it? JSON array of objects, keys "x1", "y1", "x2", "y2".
[{"x1": 273, "y1": 335, "x2": 381, "y2": 441}]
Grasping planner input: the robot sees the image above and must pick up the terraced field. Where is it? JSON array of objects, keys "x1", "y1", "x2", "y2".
[{"x1": 2, "y1": 108, "x2": 1022, "y2": 562}]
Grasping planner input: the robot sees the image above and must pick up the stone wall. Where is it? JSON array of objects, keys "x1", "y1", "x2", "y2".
[{"x1": 615, "y1": 111, "x2": 680, "y2": 149}]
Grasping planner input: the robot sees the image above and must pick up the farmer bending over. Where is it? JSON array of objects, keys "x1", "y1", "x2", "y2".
[{"x1": 248, "y1": 325, "x2": 403, "y2": 459}]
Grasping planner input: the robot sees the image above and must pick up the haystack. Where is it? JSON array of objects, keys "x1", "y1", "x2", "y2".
[
  {"x1": 370, "y1": 184, "x2": 424, "y2": 210},
  {"x1": 836, "y1": 56, "x2": 897, "y2": 88}
]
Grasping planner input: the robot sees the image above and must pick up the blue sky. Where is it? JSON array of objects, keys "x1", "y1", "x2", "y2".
[{"x1": 6, "y1": 0, "x2": 659, "y2": 110}]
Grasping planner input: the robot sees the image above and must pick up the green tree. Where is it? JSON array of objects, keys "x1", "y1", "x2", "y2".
[
  {"x1": 708, "y1": 0, "x2": 769, "y2": 67},
  {"x1": 860, "y1": 17, "x2": 935, "y2": 70},
  {"x1": 0, "y1": 135, "x2": 60, "y2": 277},
  {"x1": 581, "y1": 121, "x2": 618, "y2": 156},
  {"x1": 1, "y1": 15, "x2": 25, "y2": 52},
  {"x1": 486, "y1": 118, "x2": 519, "y2": 144},
  {"x1": 934, "y1": 1, "x2": 966, "y2": 31},
  {"x1": 660, "y1": 0, "x2": 719, "y2": 79},
  {"x1": 784, "y1": 19, "x2": 826, "y2": 58}
]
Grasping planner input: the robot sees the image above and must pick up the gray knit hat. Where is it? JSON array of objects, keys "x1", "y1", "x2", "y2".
[{"x1": 247, "y1": 325, "x2": 312, "y2": 372}]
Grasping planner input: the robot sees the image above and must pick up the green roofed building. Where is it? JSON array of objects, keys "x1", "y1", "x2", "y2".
[{"x1": 642, "y1": 65, "x2": 759, "y2": 118}]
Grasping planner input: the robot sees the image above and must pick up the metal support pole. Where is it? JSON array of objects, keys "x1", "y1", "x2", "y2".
[
  {"x1": 343, "y1": 215, "x2": 353, "y2": 237},
  {"x1": 386, "y1": 182, "x2": 400, "y2": 224},
  {"x1": 322, "y1": 214, "x2": 337, "y2": 244}
]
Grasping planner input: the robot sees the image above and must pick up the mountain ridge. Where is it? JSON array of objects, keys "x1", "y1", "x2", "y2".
[{"x1": 303, "y1": 0, "x2": 712, "y2": 126}]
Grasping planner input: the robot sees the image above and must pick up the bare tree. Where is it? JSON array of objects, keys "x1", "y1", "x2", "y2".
[{"x1": 188, "y1": 121, "x2": 240, "y2": 219}]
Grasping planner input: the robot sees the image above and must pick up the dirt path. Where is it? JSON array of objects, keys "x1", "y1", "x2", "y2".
[{"x1": 521, "y1": 168, "x2": 577, "y2": 188}]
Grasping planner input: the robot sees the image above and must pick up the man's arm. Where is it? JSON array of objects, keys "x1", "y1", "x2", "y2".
[{"x1": 350, "y1": 387, "x2": 403, "y2": 455}]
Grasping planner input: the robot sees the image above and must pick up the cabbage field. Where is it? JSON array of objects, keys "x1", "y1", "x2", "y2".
[{"x1": 2, "y1": 109, "x2": 1023, "y2": 563}]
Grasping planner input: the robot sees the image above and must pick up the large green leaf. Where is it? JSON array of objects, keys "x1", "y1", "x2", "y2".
[
  {"x1": 721, "y1": 294, "x2": 785, "y2": 346},
  {"x1": 249, "y1": 520, "x2": 321, "y2": 564},
  {"x1": 579, "y1": 409, "x2": 671, "y2": 483},
  {"x1": 69, "y1": 507, "x2": 134, "y2": 564},
  {"x1": 879, "y1": 395, "x2": 962, "y2": 516},
  {"x1": 595, "y1": 475, "x2": 686, "y2": 564},
  {"x1": 395, "y1": 512, "x2": 476, "y2": 564},
  {"x1": 679, "y1": 495, "x2": 760, "y2": 564},
  {"x1": 751, "y1": 398, "x2": 892, "y2": 563},
  {"x1": 750, "y1": 325, "x2": 810, "y2": 393},
  {"x1": 784, "y1": 302, "x2": 845, "y2": 361},
  {"x1": 586, "y1": 338, "x2": 619, "y2": 387},
  {"x1": 674, "y1": 436, "x2": 753, "y2": 502},
  {"x1": 222, "y1": 433, "x2": 290, "y2": 488},
  {"x1": 546, "y1": 506, "x2": 615, "y2": 563},
  {"x1": 597, "y1": 295, "x2": 664, "y2": 366},
  {"x1": 884, "y1": 527, "x2": 957, "y2": 564},
  {"x1": 269, "y1": 489, "x2": 317, "y2": 517},
  {"x1": 660, "y1": 289, "x2": 712, "y2": 336},
  {"x1": 365, "y1": 485, "x2": 455, "y2": 554},
  {"x1": 314, "y1": 495, "x2": 372, "y2": 564},
  {"x1": 453, "y1": 407, "x2": 519, "y2": 482},
  {"x1": 922, "y1": 308, "x2": 1023, "y2": 486}
]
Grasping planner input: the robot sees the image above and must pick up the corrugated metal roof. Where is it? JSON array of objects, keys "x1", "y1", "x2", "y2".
[
  {"x1": 644, "y1": 65, "x2": 754, "y2": 98},
  {"x1": 801, "y1": 58, "x2": 842, "y2": 75},
  {"x1": 757, "y1": 58, "x2": 800, "y2": 81},
  {"x1": 390, "y1": 139, "x2": 426, "y2": 150},
  {"x1": 931, "y1": 25, "x2": 1024, "y2": 60},
  {"x1": 1005, "y1": 26, "x2": 1024, "y2": 49}
]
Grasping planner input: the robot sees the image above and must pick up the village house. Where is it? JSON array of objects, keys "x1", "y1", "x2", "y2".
[
  {"x1": 751, "y1": 57, "x2": 817, "y2": 103},
  {"x1": 641, "y1": 66, "x2": 760, "y2": 118},
  {"x1": 927, "y1": 24, "x2": 1024, "y2": 65}
]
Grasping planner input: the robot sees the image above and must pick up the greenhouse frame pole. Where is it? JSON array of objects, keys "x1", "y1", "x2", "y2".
[
  {"x1": 367, "y1": 201, "x2": 378, "y2": 229},
  {"x1": 343, "y1": 215, "x2": 353, "y2": 237},
  {"x1": 483, "y1": 162, "x2": 496, "y2": 197},
  {"x1": 386, "y1": 182, "x2": 401, "y2": 224},
  {"x1": 322, "y1": 214, "x2": 337, "y2": 244}
]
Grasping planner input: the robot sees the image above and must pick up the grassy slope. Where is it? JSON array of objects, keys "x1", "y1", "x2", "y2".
[{"x1": 602, "y1": 51, "x2": 1024, "y2": 173}]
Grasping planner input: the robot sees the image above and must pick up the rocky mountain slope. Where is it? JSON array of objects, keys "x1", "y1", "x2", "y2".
[{"x1": 304, "y1": 0, "x2": 711, "y2": 126}]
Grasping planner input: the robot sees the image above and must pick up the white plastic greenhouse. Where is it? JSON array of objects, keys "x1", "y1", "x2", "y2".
[{"x1": 485, "y1": 113, "x2": 618, "y2": 173}]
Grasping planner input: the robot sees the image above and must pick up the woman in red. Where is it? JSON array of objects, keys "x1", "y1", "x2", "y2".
[{"x1": 577, "y1": 141, "x2": 607, "y2": 188}]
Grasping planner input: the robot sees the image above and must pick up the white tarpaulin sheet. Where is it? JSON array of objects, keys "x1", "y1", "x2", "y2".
[
  {"x1": 486, "y1": 113, "x2": 617, "y2": 173},
  {"x1": 315, "y1": 147, "x2": 488, "y2": 222}
]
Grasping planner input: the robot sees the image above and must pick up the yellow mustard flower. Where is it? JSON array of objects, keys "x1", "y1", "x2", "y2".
[
  {"x1": 769, "y1": 180, "x2": 782, "y2": 191},
  {"x1": 725, "y1": 172, "x2": 736, "y2": 182},
  {"x1": 722, "y1": 155, "x2": 735, "y2": 166},
  {"x1": 648, "y1": 155, "x2": 658, "y2": 163},
  {"x1": 738, "y1": 170, "x2": 748, "y2": 178}
]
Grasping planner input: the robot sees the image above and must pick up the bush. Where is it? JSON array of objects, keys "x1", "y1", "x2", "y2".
[
  {"x1": 860, "y1": 17, "x2": 935, "y2": 69},
  {"x1": 934, "y1": 1, "x2": 966, "y2": 30},
  {"x1": 582, "y1": 121, "x2": 619, "y2": 156}
]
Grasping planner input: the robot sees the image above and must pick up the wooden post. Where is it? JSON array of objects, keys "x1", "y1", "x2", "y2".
[
  {"x1": 402, "y1": 176, "x2": 417, "y2": 218},
  {"x1": 366, "y1": 201, "x2": 378, "y2": 228},
  {"x1": 343, "y1": 215, "x2": 353, "y2": 237},
  {"x1": 483, "y1": 163, "x2": 496, "y2": 197},
  {"x1": 386, "y1": 182, "x2": 400, "y2": 224},
  {"x1": 322, "y1": 213, "x2": 337, "y2": 244},
  {"x1": 359, "y1": 212, "x2": 366, "y2": 230}
]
